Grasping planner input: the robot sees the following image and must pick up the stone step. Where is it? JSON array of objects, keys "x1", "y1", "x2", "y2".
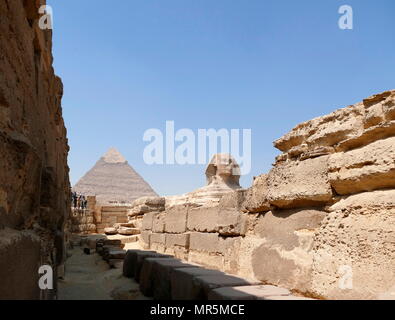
[
  {"x1": 103, "y1": 249, "x2": 126, "y2": 261},
  {"x1": 140, "y1": 258, "x2": 196, "y2": 299},
  {"x1": 188, "y1": 274, "x2": 260, "y2": 300},
  {"x1": 123, "y1": 250, "x2": 143, "y2": 278},
  {"x1": 104, "y1": 227, "x2": 118, "y2": 235},
  {"x1": 123, "y1": 248, "x2": 316, "y2": 301},
  {"x1": 118, "y1": 227, "x2": 140, "y2": 236},
  {"x1": 171, "y1": 267, "x2": 225, "y2": 300},
  {"x1": 114, "y1": 222, "x2": 135, "y2": 228},
  {"x1": 207, "y1": 285, "x2": 291, "y2": 300},
  {"x1": 109, "y1": 259, "x2": 124, "y2": 269},
  {"x1": 134, "y1": 251, "x2": 172, "y2": 282}
]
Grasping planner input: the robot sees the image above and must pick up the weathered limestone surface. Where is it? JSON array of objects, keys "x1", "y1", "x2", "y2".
[
  {"x1": 266, "y1": 156, "x2": 333, "y2": 208},
  {"x1": 128, "y1": 196, "x2": 165, "y2": 217},
  {"x1": 191, "y1": 274, "x2": 259, "y2": 300},
  {"x1": 208, "y1": 285, "x2": 291, "y2": 300},
  {"x1": 273, "y1": 91, "x2": 395, "y2": 156},
  {"x1": 164, "y1": 204, "x2": 188, "y2": 234},
  {"x1": 251, "y1": 209, "x2": 326, "y2": 292},
  {"x1": 136, "y1": 91, "x2": 395, "y2": 300},
  {"x1": 187, "y1": 205, "x2": 247, "y2": 236},
  {"x1": 311, "y1": 190, "x2": 395, "y2": 300},
  {"x1": 328, "y1": 136, "x2": 395, "y2": 195},
  {"x1": 171, "y1": 267, "x2": 224, "y2": 300},
  {"x1": 0, "y1": 0, "x2": 70, "y2": 299},
  {"x1": 150, "y1": 259, "x2": 196, "y2": 300},
  {"x1": 242, "y1": 175, "x2": 271, "y2": 213}
]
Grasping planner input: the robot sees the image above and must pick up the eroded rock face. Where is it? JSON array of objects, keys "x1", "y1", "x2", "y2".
[
  {"x1": 312, "y1": 190, "x2": 395, "y2": 300},
  {"x1": 137, "y1": 91, "x2": 395, "y2": 300},
  {"x1": 264, "y1": 89, "x2": 395, "y2": 299},
  {"x1": 242, "y1": 175, "x2": 271, "y2": 213},
  {"x1": 328, "y1": 136, "x2": 395, "y2": 195},
  {"x1": 127, "y1": 197, "x2": 166, "y2": 218},
  {"x1": 266, "y1": 156, "x2": 333, "y2": 208},
  {"x1": 274, "y1": 90, "x2": 395, "y2": 160},
  {"x1": 0, "y1": 0, "x2": 70, "y2": 299},
  {"x1": 251, "y1": 209, "x2": 326, "y2": 292}
]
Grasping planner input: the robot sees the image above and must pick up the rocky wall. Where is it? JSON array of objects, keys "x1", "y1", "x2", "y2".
[
  {"x1": 139, "y1": 90, "x2": 395, "y2": 300},
  {"x1": 0, "y1": 0, "x2": 70, "y2": 299}
]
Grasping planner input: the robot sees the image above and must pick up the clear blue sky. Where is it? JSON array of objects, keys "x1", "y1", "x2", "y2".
[{"x1": 49, "y1": 0, "x2": 395, "y2": 196}]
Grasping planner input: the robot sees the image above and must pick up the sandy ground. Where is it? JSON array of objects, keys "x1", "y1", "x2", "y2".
[{"x1": 58, "y1": 242, "x2": 149, "y2": 300}]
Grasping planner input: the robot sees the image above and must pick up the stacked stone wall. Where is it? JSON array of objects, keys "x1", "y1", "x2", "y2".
[
  {"x1": 139, "y1": 90, "x2": 395, "y2": 300},
  {"x1": 0, "y1": 0, "x2": 70, "y2": 299}
]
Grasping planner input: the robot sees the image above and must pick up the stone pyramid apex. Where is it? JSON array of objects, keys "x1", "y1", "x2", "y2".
[
  {"x1": 73, "y1": 148, "x2": 157, "y2": 204},
  {"x1": 102, "y1": 147, "x2": 127, "y2": 164}
]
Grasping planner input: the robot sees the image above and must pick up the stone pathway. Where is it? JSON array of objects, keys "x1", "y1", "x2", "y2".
[{"x1": 58, "y1": 246, "x2": 148, "y2": 300}]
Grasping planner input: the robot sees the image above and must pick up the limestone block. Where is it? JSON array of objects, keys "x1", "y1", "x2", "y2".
[
  {"x1": 171, "y1": 267, "x2": 225, "y2": 300},
  {"x1": 152, "y1": 212, "x2": 166, "y2": 233},
  {"x1": 189, "y1": 232, "x2": 220, "y2": 253},
  {"x1": 139, "y1": 258, "x2": 177, "y2": 297},
  {"x1": 128, "y1": 197, "x2": 165, "y2": 217},
  {"x1": 328, "y1": 136, "x2": 395, "y2": 195},
  {"x1": 132, "y1": 196, "x2": 166, "y2": 208},
  {"x1": 251, "y1": 209, "x2": 326, "y2": 293},
  {"x1": 102, "y1": 206, "x2": 130, "y2": 213},
  {"x1": 191, "y1": 274, "x2": 259, "y2": 300},
  {"x1": 274, "y1": 91, "x2": 395, "y2": 159},
  {"x1": 188, "y1": 251, "x2": 224, "y2": 270},
  {"x1": 104, "y1": 249, "x2": 126, "y2": 261},
  {"x1": 218, "y1": 189, "x2": 247, "y2": 210},
  {"x1": 165, "y1": 246, "x2": 189, "y2": 260},
  {"x1": 117, "y1": 235, "x2": 139, "y2": 244},
  {"x1": 0, "y1": 229, "x2": 41, "y2": 299},
  {"x1": 139, "y1": 231, "x2": 151, "y2": 249},
  {"x1": 116, "y1": 216, "x2": 128, "y2": 223},
  {"x1": 187, "y1": 207, "x2": 218, "y2": 233},
  {"x1": 242, "y1": 174, "x2": 271, "y2": 213},
  {"x1": 104, "y1": 227, "x2": 118, "y2": 235},
  {"x1": 218, "y1": 236, "x2": 242, "y2": 274},
  {"x1": 165, "y1": 233, "x2": 190, "y2": 248},
  {"x1": 164, "y1": 204, "x2": 188, "y2": 233},
  {"x1": 102, "y1": 239, "x2": 122, "y2": 247},
  {"x1": 217, "y1": 209, "x2": 247, "y2": 236},
  {"x1": 150, "y1": 233, "x2": 166, "y2": 246},
  {"x1": 87, "y1": 239, "x2": 97, "y2": 249},
  {"x1": 266, "y1": 156, "x2": 333, "y2": 208},
  {"x1": 383, "y1": 93, "x2": 395, "y2": 120},
  {"x1": 187, "y1": 206, "x2": 247, "y2": 236},
  {"x1": 142, "y1": 212, "x2": 155, "y2": 230},
  {"x1": 122, "y1": 249, "x2": 142, "y2": 278},
  {"x1": 364, "y1": 102, "x2": 385, "y2": 128},
  {"x1": 118, "y1": 227, "x2": 140, "y2": 236},
  {"x1": 151, "y1": 243, "x2": 166, "y2": 254},
  {"x1": 135, "y1": 251, "x2": 171, "y2": 282},
  {"x1": 208, "y1": 285, "x2": 291, "y2": 300},
  {"x1": 151, "y1": 259, "x2": 197, "y2": 300},
  {"x1": 311, "y1": 190, "x2": 395, "y2": 300},
  {"x1": 274, "y1": 103, "x2": 365, "y2": 153},
  {"x1": 131, "y1": 216, "x2": 143, "y2": 230}
]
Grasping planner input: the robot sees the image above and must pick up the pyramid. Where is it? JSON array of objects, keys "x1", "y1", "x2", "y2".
[{"x1": 73, "y1": 148, "x2": 158, "y2": 204}]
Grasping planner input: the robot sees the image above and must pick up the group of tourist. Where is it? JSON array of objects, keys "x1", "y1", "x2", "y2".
[{"x1": 71, "y1": 192, "x2": 88, "y2": 210}]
